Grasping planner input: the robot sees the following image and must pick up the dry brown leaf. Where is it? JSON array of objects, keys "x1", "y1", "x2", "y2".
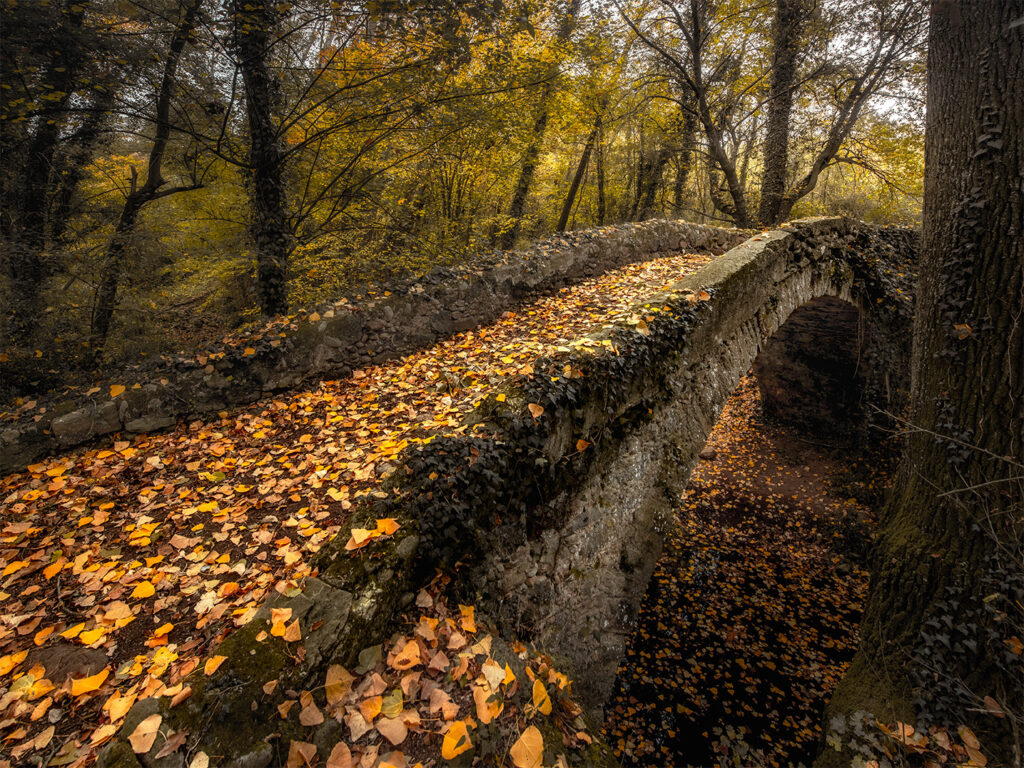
[{"x1": 128, "y1": 714, "x2": 162, "y2": 754}]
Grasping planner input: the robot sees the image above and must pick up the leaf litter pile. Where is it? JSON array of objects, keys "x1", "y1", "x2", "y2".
[
  {"x1": 0, "y1": 251, "x2": 714, "y2": 766},
  {"x1": 603, "y1": 377, "x2": 893, "y2": 768},
  {"x1": 125, "y1": 577, "x2": 599, "y2": 768}
]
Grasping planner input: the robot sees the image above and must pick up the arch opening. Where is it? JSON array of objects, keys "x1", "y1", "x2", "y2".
[{"x1": 753, "y1": 296, "x2": 867, "y2": 439}]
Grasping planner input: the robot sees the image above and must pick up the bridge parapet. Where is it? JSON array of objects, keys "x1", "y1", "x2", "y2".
[{"x1": 1, "y1": 219, "x2": 745, "y2": 477}]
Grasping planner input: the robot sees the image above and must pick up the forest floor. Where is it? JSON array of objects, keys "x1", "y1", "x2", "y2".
[{"x1": 603, "y1": 377, "x2": 894, "y2": 768}]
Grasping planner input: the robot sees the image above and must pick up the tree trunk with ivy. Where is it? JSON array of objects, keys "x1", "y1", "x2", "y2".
[
  {"x1": 821, "y1": 2, "x2": 1023, "y2": 765},
  {"x1": 758, "y1": 0, "x2": 806, "y2": 227},
  {"x1": 232, "y1": 0, "x2": 291, "y2": 317}
]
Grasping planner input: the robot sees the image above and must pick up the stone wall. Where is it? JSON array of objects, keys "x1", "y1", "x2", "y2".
[
  {"x1": 1, "y1": 219, "x2": 745, "y2": 476},
  {"x1": 98, "y1": 218, "x2": 918, "y2": 768}
]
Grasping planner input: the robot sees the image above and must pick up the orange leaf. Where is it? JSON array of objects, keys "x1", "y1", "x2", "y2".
[
  {"x1": 345, "y1": 527, "x2": 376, "y2": 550},
  {"x1": 110, "y1": 384, "x2": 126, "y2": 398},
  {"x1": 71, "y1": 667, "x2": 110, "y2": 696},
  {"x1": 442, "y1": 720, "x2": 473, "y2": 760},
  {"x1": 131, "y1": 581, "x2": 156, "y2": 599},
  {"x1": 204, "y1": 655, "x2": 227, "y2": 675},
  {"x1": 390, "y1": 640, "x2": 422, "y2": 671},
  {"x1": 326, "y1": 743, "x2": 353, "y2": 768},
  {"x1": 527, "y1": 403, "x2": 544, "y2": 419},
  {"x1": 359, "y1": 695, "x2": 382, "y2": 723},
  {"x1": 283, "y1": 619, "x2": 301, "y2": 642},
  {"x1": 376, "y1": 715, "x2": 408, "y2": 745},
  {"x1": 286, "y1": 740, "x2": 317, "y2": 768},
  {"x1": 375, "y1": 518, "x2": 401, "y2": 536}
]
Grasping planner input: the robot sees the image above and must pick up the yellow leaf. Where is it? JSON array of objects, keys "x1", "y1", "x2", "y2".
[
  {"x1": 71, "y1": 667, "x2": 109, "y2": 696},
  {"x1": 510, "y1": 725, "x2": 544, "y2": 768},
  {"x1": 110, "y1": 384, "x2": 126, "y2": 397},
  {"x1": 532, "y1": 679, "x2": 552, "y2": 715},
  {"x1": 344, "y1": 527, "x2": 376, "y2": 550},
  {"x1": 527, "y1": 403, "x2": 544, "y2": 419},
  {"x1": 131, "y1": 581, "x2": 156, "y2": 599},
  {"x1": 0, "y1": 650, "x2": 28, "y2": 675},
  {"x1": 128, "y1": 713, "x2": 162, "y2": 754},
  {"x1": 243, "y1": 347, "x2": 256, "y2": 357},
  {"x1": 442, "y1": 720, "x2": 473, "y2": 760},
  {"x1": 204, "y1": 656, "x2": 227, "y2": 675},
  {"x1": 90, "y1": 723, "x2": 119, "y2": 747}
]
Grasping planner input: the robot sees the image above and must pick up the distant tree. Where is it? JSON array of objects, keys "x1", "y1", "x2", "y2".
[
  {"x1": 89, "y1": 0, "x2": 205, "y2": 357},
  {"x1": 620, "y1": 0, "x2": 926, "y2": 227}
]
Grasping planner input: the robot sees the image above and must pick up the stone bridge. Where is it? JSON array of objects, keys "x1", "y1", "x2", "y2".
[{"x1": 99, "y1": 217, "x2": 917, "y2": 768}]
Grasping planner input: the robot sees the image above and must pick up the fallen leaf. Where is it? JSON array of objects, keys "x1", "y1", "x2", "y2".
[
  {"x1": 71, "y1": 667, "x2": 110, "y2": 696},
  {"x1": 326, "y1": 743, "x2": 353, "y2": 768},
  {"x1": 532, "y1": 678, "x2": 552, "y2": 716},
  {"x1": 442, "y1": 720, "x2": 473, "y2": 760},
  {"x1": 128, "y1": 713, "x2": 162, "y2": 754},
  {"x1": 527, "y1": 403, "x2": 544, "y2": 419},
  {"x1": 204, "y1": 655, "x2": 227, "y2": 675},
  {"x1": 510, "y1": 725, "x2": 544, "y2": 768},
  {"x1": 286, "y1": 740, "x2": 317, "y2": 768}
]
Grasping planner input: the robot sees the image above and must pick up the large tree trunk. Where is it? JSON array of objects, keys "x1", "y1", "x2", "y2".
[
  {"x1": 232, "y1": 0, "x2": 291, "y2": 316},
  {"x1": 757, "y1": 0, "x2": 806, "y2": 226},
  {"x1": 822, "y1": 3, "x2": 1023, "y2": 765}
]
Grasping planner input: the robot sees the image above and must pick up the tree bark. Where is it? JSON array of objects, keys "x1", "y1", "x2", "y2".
[
  {"x1": 496, "y1": 0, "x2": 580, "y2": 249},
  {"x1": 556, "y1": 122, "x2": 597, "y2": 232},
  {"x1": 5, "y1": 0, "x2": 87, "y2": 345},
  {"x1": 232, "y1": 0, "x2": 291, "y2": 316},
  {"x1": 823, "y1": 3, "x2": 1023, "y2": 765},
  {"x1": 88, "y1": 0, "x2": 202, "y2": 358},
  {"x1": 757, "y1": 0, "x2": 806, "y2": 226},
  {"x1": 595, "y1": 118, "x2": 606, "y2": 226}
]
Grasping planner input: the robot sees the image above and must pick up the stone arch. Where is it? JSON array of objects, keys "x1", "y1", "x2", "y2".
[{"x1": 476, "y1": 220, "x2": 917, "y2": 719}]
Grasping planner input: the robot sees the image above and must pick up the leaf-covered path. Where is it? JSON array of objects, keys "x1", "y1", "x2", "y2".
[
  {"x1": 0, "y1": 251, "x2": 714, "y2": 764},
  {"x1": 603, "y1": 377, "x2": 890, "y2": 768}
]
